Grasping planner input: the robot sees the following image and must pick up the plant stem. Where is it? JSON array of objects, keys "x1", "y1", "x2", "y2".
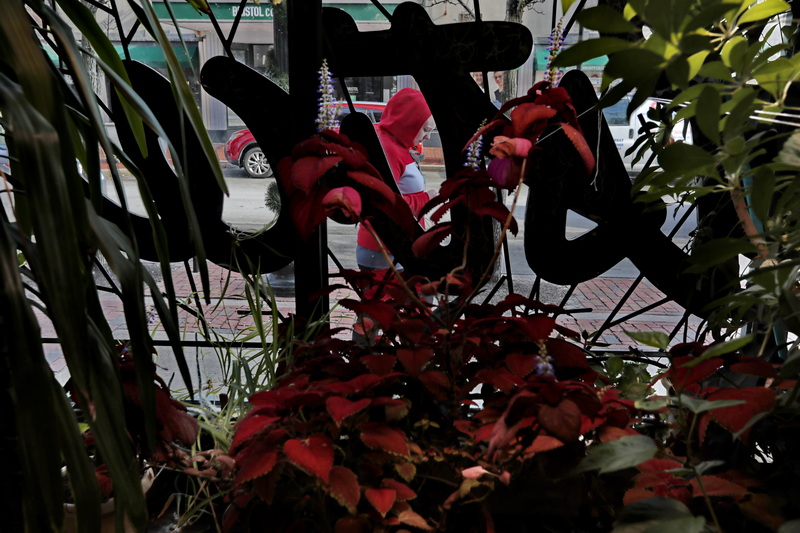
[
  {"x1": 692, "y1": 468, "x2": 722, "y2": 532},
  {"x1": 363, "y1": 221, "x2": 449, "y2": 328},
  {"x1": 731, "y1": 185, "x2": 768, "y2": 260},
  {"x1": 456, "y1": 160, "x2": 527, "y2": 318},
  {"x1": 683, "y1": 399, "x2": 722, "y2": 532}
]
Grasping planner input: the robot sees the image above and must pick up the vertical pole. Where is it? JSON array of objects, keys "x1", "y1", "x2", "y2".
[{"x1": 288, "y1": 0, "x2": 329, "y2": 321}]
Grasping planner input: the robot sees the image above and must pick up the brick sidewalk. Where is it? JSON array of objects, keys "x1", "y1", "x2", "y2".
[{"x1": 40, "y1": 263, "x2": 697, "y2": 383}]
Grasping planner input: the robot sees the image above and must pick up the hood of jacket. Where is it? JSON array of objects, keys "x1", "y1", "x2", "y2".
[{"x1": 378, "y1": 88, "x2": 432, "y2": 149}]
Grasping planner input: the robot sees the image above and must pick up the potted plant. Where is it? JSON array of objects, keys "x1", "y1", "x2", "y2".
[
  {"x1": 62, "y1": 342, "x2": 199, "y2": 532},
  {"x1": 0, "y1": 1, "x2": 215, "y2": 530}
]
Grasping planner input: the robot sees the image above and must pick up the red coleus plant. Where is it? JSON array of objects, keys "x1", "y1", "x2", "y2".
[
  {"x1": 277, "y1": 130, "x2": 396, "y2": 240},
  {"x1": 221, "y1": 279, "x2": 647, "y2": 532},
  {"x1": 221, "y1": 80, "x2": 800, "y2": 531},
  {"x1": 468, "y1": 80, "x2": 596, "y2": 189},
  {"x1": 219, "y1": 279, "x2": 800, "y2": 532},
  {"x1": 67, "y1": 342, "x2": 199, "y2": 500}
]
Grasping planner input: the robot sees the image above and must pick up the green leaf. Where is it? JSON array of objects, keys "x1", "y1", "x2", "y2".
[
  {"x1": 573, "y1": 435, "x2": 658, "y2": 475},
  {"x1": 684, "y1": 3, "x2": 741, "y2": 33},
  {"x1": 694, "y1": 459, "x2": 725, "y2": 475},
  {"x1": 686, "y1": 50, "x2": 710, "y2": 80},
  {"x1": 749, "y1": 166, "x2": 775, "y2": 223},
  {"x1": 698, "y1": 60, "x2": 733, "y2": 81},
  {"x1": 54, "y1": 0, "x2": 147, "y2": 156},
  {"x1": 605, "y1": 356, "x2": 624, "y2": 376},
  {"x1": 614, "y1": 497, "x2": 705, "y2": 533},
  {"x1": 186, "y1": 0, "x2": 212, "y2": 14},
  {"x1": 754, "y1": 56, "x2": 800, "y2": 100},
  {"x1": 562, "y1": 0, "x2": 578, "y2": 15},
  {"x1": 577, "y1": 6, "x2": 639, "y2": 33},
  {"x1": 695, "y1": 85, "x2": 721, "y2": 145},
  {"x1": 624, "y1": 330, "x2": 670, "y2": 350},
  {"x1": 780, "y1": 350, "x2": 800, "y2": 379},
  {"x1": 778, "y1": 130, "x2": 800, "y2": 167},
  {"x1": 681, "y1": 335, "x2": 754, "y2": 368},
  {"x1": 658, "y1": 142, "x2": 716, "y2": 173},
  {"x1": 679, "y1": 394, "x2": 745, "y2": 414},
  {"x1": 551, "y1": 38, "x2": 632, "y2": 68},
  {"x1": 666, "y1": 56, "x2": 691, "y2": 90},
  {"x1": 722, "y1": 88, "x2": 757, "y2": 141},
  {"x1": 635, "y1": 397, "x2": 672, "y2": 411},
  {"x1": 644, "y1": 0, "x2": 681, "y2": 39},
  {"x1": 687, "y1": 237, "x2": 757, "y2": 273},
  {"x1": 737, "y1": 0, "x2": 790, "y2": 24},
  {"x1": 721, "y1": 35, "x2": 747, "y2": 69}
]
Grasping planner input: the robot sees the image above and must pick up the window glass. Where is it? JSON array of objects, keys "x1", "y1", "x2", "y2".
[{"x1": 603, "y1": 98, "x2": 632, "y2": 126}]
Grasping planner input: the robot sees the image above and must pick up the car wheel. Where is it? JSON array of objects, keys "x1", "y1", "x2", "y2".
[{"x1": 242, "y1": 146, "x2": 273, "y2": 178}]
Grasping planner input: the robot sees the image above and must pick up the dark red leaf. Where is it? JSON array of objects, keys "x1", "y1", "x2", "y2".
[
  {"x1": 475, "y1": 368, "x2": 526, "y2": 394},
  {"x1": 513, "y1": 315, "x2": 556, "y2": 342},
  {"x1": 381, "y1": 478, "x2": 416, "y2": 501},
  {"x1": 488, "y1": 390, "x2": 539, "y2": 456},
  {"x1": 524, "y1": 435, "x2": 564, "y2": 455},
  {"x1": 689, "y1": 475, "x2": 749, "y2": 499},
  {"x1": 668, "y1": 355, "x2": 724, "y2": 392},
  {"x1": 510, "y1": 104, "x2": 558, "y2": 137},
  {"x1": 327, "y1": 465, "x2": 361, "y2": 513},
  {"x1": 475, "y1": 422, "x2": 496, "y2": 443},
  {"x1": 360, "y1": 423, "x2": 409, "y2": 457},
  {"x1": 284, "y1": 434, "x2": 334, "y2": 482},
  {"x1": 412, "y1": 224, "x2": 454, "y2": 258},
  {"x1": 730, "y1": 356, "x2": 778, "y2": 379},
  {"x1": 323, "y1": 373, "x2": 387, "y2": 395},
  {"x1": 538, "y1": 399, "x2": 582, "y2": 442},
  {"x1": 559, "y1": 122, "x2": 596, "y2": 176},
  {"x1": 471, "y1": 203, "x2": 518, "y2": 236},
  {"x1": 345, "y1": 170, "x2": 397, "y2": 204},
  {"x1": 418, "y1": 371, "x2": 451, "y2": 400},
  {"x1": 392, "y1": 318, "x2": 428, "y2": 344},
  {"x1": 290, "y1": 188, "x2": 329, "y2": 241},
  {"x1": 360, "y1": 355, "x2": 397, "y2": 376},
  {"x1": 397, "y1": 508, "x2": 433, "y2": 530},
  {"x1": 506, "y1": 353, "x2": 537, "y2": 378},
  {"x1": 326, "y1": 397, "x2": 371, "y2": 427},
  {"x1": 233, "y1": 450, "x2": 278, "y2": 486},
  {"x1": 335, "y1": 516, "x2": 371, "y2": 533},
  {"x1": 624, "y1": 487, "x2": 658, "y2": 505},
  {"x1": 323, "y1": 187, "x2": 362, "y2": 223},
  {"x1": 546, "y1": 339, "x2": 589, "y2": 369},
  {"x1": 365, "y1": 488, "x2": 396, "y2": 517},
  {"x1": 397, "y1": 347, "x2": 434, "y2": 376},
  {"x1": 229, "y1": 415, "x2": 281, "y2": 455},
  {"x1": 291, "y1": 155, "x2": 342, "y2": 193},
  {"x1": 395, "y1": 462, "x2": 417, "y2": 482},
  {"x1": 489, "y1": 136, "x2": 534, "y2": 158},
  {"x1": 339, "y1": 300, "x2": 396, "y2": 330},
  {"x1": 705, "y1": 387, "x2": 775, "y2": 440}
]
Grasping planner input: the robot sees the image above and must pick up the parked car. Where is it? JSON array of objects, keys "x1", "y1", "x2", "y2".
[
  {"x1": 603, "y1": 97, "x2": 692, "y2": 175},
  {"x1": 224, "y1": 101, "x2": 387, "y2": 178}
]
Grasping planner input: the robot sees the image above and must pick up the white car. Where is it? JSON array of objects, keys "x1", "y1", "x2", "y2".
[{"x1": 603, "y1": 97, "x2": 692, "y2": 175}]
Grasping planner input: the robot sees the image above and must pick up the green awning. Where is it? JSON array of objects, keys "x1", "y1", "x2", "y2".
[
  {"x1": 152, "y1": 2, "x2": 402, "y2": 22},
  {"x1": 114, "y1": 45, "x2": 199, "y2": 70},
  {"x1": 535, "y1": 48, "x2": 607, "y2": 70}
]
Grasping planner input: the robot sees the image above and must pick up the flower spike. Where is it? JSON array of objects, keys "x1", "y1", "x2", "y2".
[{"x1": 316, "y1": 59, "x2": 340, "y2": 132}]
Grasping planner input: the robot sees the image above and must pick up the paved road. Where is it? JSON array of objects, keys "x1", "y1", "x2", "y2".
[{"x1": 108, "y1": 166, "x2": 698, "y2": 280}]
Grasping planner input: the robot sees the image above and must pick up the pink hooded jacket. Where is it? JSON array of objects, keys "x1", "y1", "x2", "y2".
[{"x1": 357, "y1": 88, "x2": 432, "y2": 252}]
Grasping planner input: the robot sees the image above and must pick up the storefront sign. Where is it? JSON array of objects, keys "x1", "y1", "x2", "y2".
[{"x1": 153, "y1": 2, "x2": 401, "y2": 22}]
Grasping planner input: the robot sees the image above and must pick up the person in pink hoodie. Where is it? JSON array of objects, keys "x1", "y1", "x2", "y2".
[{"x1": 356, "y1": 88, "x2": 436, "y2": 270}]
